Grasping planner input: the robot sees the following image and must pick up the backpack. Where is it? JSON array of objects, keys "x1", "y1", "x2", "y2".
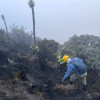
[{"x1": 72, "y1": 59, "x2": 87, "y2": 75}]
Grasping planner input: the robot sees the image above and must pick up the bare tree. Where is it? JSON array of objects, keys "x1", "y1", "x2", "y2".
[
  {"x1": 28, "y1": 0, "x2": 36, "y2": 46},
  {"x1": 1, "y1": 15, "x2": 8, "y2": 33}
]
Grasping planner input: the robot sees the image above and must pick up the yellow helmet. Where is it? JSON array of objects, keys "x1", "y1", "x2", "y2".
[
  {"x1": 62, "y1": 55, "x2": 69, "y2": 63},
  {"x1": 58, "y1": 55, "x2": 69, "y2": 64}
]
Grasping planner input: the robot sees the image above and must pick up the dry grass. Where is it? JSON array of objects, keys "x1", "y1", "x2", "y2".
[
  {"x1": 53, "y1": 84, "x2": 75, "y2": 94},
  {"x1": 0, "y1": 80, "x2": 45, "y2": 100}
]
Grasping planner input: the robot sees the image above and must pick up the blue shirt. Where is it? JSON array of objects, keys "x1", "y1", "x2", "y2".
[{"x1": 62, "y1": 57, "x2": 83, "y2": 80}]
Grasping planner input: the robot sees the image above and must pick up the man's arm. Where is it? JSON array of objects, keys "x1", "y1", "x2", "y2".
[{"x1": 62, "y1": 64, "x2": 73, "y2": 81}]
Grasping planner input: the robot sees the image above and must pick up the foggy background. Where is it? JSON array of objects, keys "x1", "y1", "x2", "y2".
[{"x1": 0, "y1": 0, "x2": 100, "y2": 44}]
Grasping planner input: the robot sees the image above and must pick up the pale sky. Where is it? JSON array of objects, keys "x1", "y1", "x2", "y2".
[{"x1": 0, "y1": 0, "x2": 100, "y2": 44}]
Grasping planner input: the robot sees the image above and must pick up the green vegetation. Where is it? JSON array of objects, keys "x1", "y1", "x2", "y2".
[{"x1": 63, "y1": 34, "x2": 100, "y2": 70}]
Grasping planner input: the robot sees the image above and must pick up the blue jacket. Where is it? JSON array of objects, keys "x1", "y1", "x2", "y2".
[{"x1": 62, "y1": 57, "x2": 84, "y2": 80}]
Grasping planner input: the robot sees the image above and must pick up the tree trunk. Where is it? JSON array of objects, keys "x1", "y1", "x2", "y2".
[{"x1": 32, "y1": 7, "x2": 36, "y2": 46}]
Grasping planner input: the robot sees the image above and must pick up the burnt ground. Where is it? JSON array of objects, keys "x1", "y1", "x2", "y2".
[
  {"x1": 28, "y1": 61, "x2": 100, "y2": 100},
  {"x1": 0, "y1": 52, "x2": 100, "y2": 100},
  {"x1": 0, "y1": 57, "x2": 100, "y2": 100}
]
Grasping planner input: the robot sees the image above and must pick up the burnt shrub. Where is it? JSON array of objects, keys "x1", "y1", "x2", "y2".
[{"x1": 37, "y1": 39, "x2": 59, "y2": 70}]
